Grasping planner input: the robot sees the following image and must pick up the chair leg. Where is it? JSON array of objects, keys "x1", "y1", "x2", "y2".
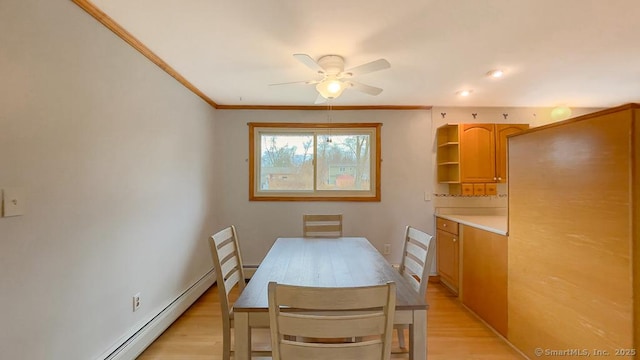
[
  {"x1": 397, "y1": 326, "x2": 406, "y2": 349},
  {"x1": 223, "y1": 327, "x2": 231, "y2": 360}
]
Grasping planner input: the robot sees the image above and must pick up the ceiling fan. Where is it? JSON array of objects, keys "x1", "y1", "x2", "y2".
[{"x1": 270, "y1": 54, "x2": 391, "y2": 104}]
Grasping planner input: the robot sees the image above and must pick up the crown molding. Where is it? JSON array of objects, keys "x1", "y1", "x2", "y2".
[
  {"x1": 72, "y1": 0, "x2": 430, "y2": 111},
  {"x1": 216, "y1": 104, "x2": 431, "y2": 110},
  {"x1": 71, "y1": 0, "x2": 218, "y2": 108}
]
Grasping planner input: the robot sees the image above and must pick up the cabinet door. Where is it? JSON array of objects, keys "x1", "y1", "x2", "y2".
[
  {"x1": 461, "y1": 225, "x2": 507, "y2": 336},
  {"x1": 436, "y1": 229, "x2": 459, "y2": 292},
  {"x1": 495, "y1": 124, "x2": 529, "y2": 182},
  {"x1": 460, "y1": 124, "x2": 496, "y2": 182}
]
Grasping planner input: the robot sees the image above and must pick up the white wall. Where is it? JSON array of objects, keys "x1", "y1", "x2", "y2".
[
  {"x1": 0, "y1": 1, "x2": 216, "y2": 359},
  {"x1": 213, "y1": 109, "x2": 434, "y2": 265}
]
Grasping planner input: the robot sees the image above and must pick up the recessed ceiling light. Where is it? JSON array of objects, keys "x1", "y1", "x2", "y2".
[
  {"x1": 487, "y1": 69, "x2": 504, "y2": 78},
  {"x1": 456, "y1": 90, "x2": 473, "y2": 97}
]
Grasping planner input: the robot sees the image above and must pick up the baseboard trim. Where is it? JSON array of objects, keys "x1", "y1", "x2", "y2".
[
  {"x1": 461, "y1": 303, "x2": 529, "y2": 359},
  {"x1": 244, "y1": 265, "x2": 258, "y2": 278},
  {"x1": 438, "y1": 278, "x2": 459, "y2": 296},
  {"x1": 98, "y1": 269, "x2": 216, "y2": 360}
]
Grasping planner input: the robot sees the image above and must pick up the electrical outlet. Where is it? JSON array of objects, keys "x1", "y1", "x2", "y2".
[
  {"x1": 383, "y1": 243, "x2": 391, "y2": 255},
  {"x1": 2, "y1": 187, "x2": 26, "y2": 217},
  {"x1": 132, "y1": 293, "x2": 141, "y2": 312}
]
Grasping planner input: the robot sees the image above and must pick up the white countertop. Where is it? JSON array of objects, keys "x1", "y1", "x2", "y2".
[{"x1": 436, "y1": 214, "x2": 508, "y2": 235}]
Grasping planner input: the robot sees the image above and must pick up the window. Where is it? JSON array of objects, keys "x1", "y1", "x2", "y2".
[{"x1": 249, "y1": 122, "x2": 381, "y2": 201}]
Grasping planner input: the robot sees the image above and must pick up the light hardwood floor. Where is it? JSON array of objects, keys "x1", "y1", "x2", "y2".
[{"x1": 138, "y1": 281, "x2": 523, "y2": 359}]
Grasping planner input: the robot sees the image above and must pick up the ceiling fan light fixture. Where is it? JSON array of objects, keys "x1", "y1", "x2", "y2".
[
  {"x1": 327, "y1": 80, "x2": 341, "y2": 93},
  {"x1": 316, "y1": 77, "x2": 347, "y2": 99},
  {"x1": 456, "y1": 89, "x2": 473, "y2": 97},
  {"x1": 278, "y1": 53, "x2": 390, "y2": 102}
]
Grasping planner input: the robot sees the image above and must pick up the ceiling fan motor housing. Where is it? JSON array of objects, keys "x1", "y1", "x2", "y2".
[{"x1": 317, "y1": 55, "x2": 345, "y2": 75}]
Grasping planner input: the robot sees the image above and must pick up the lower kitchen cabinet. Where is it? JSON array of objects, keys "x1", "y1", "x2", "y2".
[
  {"x1": 461, "y1": 225, "x2": 508, "y2": 336},
  {"x1": 436, "y1": 217, "x2": 459, "y2": 294}
]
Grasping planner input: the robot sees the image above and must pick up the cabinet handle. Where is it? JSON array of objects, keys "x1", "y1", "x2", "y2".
[
  {"x1": 443, "y1": 223, "x2": 447, "y2": 227},
  {"x1": 453, "y1": 238, "x2": 457, "y2": 242},
  {"x1": 498, "y1": 177, "x2": 502, "y2": 181},
  {"x1": 493, "y1": 177, "x2": 497, "y2": 181}
]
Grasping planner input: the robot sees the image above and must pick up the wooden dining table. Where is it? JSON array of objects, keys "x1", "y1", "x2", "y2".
[{"x1": 233, "y1": 237, "x2": 429, "y2": 360}]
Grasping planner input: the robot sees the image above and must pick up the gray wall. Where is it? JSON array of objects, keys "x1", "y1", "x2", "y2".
[
  {"x1": 0, "y1": 1, "x2": 217, "y2": 359},
  {"x1": 213, "y1": 109, "x2": 435, "y2": 265}
]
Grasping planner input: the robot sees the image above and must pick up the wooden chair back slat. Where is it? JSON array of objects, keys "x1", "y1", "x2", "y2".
[
  {"x1": 303, "y1": 214, "x2": 343, "y2": 237},
  {"x1": 399, "y1": 226, "x2": 435, "y2": 297},
  {"x1": 269, "y1": 281, "x2": 396, "y2": 360},
  {"x1": 280, "y1": 341, "x2": 383, "y2": 360}
]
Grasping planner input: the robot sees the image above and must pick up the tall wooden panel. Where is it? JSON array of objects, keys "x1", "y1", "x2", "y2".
[
  {"x1": 461, "y1": 225, "x2": 508, "y2": 336},
  {"x1": 634, "y1": 109, "x2": 640, "y2": 352},
  {"x1": 508, "y1": 104, "x2": 638, "y2": 358}
]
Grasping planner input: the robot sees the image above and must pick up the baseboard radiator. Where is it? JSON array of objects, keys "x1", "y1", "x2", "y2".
[{"x1": 97, "y1": 269, "x2": 216, "y2": 360}]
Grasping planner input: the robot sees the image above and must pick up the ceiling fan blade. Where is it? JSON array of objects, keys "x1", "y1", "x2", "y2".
[
  {"x1": 293, "y1": 54, "x2": 324, "y2": 74},
  {"x1": 314, "y1": 93, "x2": 327, "y2": 104},
  {"x1": 268, "y1": 80, "x2": 318, "y2": 86},
  {"x1": 344, "y1": 58, "x2": 390, "y2": 76},
  {"x1": 348, "y1": 81, "x2": 383, "y2": 96}
]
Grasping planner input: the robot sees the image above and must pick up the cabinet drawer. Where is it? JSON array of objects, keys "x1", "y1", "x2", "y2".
[
  {"x1": 473, "y1": 184, "x2": 486, "y2": 196},
  {"x1": 436, "y1": 217, "x2": 459, "y2": 235},
  {"x1": 461, "y1": 183, "x2": 474, "y2": 196}
]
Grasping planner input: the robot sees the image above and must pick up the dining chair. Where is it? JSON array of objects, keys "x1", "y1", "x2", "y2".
[
  {"x1": 268, "y1": 281, "x2": 396, "y2": 360},
  {"x1": 395, "y1": 225, "x2": 436, "y2": 350},
  {"x1": 302, "y1": 214, "x2": 343, "y2": 237},
  {"x1": 208, "y1": 225, "x2": 269, "y2": 360}
]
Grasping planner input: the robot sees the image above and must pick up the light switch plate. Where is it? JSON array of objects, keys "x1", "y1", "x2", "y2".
[{"x1": 2, "y1": 187, "x2": 26, "y2": 217}]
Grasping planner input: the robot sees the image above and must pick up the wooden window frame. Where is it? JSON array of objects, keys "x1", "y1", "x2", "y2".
[{"x1": 249, "y1": 122, "x2": 381, "y2": 201}]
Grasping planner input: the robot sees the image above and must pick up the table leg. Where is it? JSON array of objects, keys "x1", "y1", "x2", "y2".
[
  {"x1": 411, "y1": 309, "x2": 427, "y2": 360},
  {"x1": 234, "y1": 312, "x2": 250, "y2": 360}
]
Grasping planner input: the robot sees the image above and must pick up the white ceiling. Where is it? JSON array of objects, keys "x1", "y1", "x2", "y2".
[{"x1": 90, "y1": 0, "x2": 640, "y2": 107}]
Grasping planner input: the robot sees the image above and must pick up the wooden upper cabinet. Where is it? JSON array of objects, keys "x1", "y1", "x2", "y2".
[
  {"x1": 458, "y1": 123, "x2": 529, "y2": 183},
  {"x1": 460, "y1": 124, "x2": 497, "y2": 183},
  {"x1": 437, "y1": 123, "x2": 529, "y2": 186},
  {"x1": 495, "y1": 124, "x2": 529, "y2": 182}
]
